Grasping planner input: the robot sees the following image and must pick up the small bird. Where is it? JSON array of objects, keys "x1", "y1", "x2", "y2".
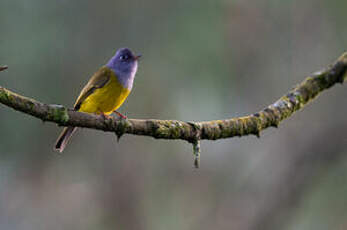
[{"x1": 54, "y1": 48, "x2": 141, "y2": 152}]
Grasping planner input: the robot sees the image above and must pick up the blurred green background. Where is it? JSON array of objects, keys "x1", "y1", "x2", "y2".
[{"x1": 1, "y1": 0, "x2": 347, "y2": 229}]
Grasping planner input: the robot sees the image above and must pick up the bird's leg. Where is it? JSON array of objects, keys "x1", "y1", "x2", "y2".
[{"x1": 113, "y1": 110, "x2": 127, "y2": 119}]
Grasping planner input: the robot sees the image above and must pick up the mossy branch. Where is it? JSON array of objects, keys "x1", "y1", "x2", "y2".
[
  {"x1": 0, "y1": 53, "x2": 346, "y2": 167},
  {"x1": 0, "y1": 66, "x2": 8, "y2": 72}
]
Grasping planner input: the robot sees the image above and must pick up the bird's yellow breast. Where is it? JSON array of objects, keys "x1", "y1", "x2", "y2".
[{"x1": 78, "y1": 73, "x2": 130, "y2": 115}]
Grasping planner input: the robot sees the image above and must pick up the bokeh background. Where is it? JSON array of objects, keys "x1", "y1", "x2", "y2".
[{"x1": 1, "y1": 0, "x2": 347, "y2": 229}]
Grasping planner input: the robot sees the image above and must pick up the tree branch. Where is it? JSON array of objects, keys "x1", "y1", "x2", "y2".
[
  {"x1": 0, "y1": 53, "x2": 346, "y2": 166},
  {"x1": 0, "y1": 66, "x2": 8, "y2": 72}
]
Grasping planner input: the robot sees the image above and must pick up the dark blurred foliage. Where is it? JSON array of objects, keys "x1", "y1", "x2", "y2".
[{"x1": 0, "y1": 0, "x2": 347, "y2": 229}]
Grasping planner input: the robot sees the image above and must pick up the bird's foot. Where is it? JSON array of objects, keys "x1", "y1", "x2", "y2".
[{"x1": 113, "y1": 110, "x2": 127, "y2": 119}]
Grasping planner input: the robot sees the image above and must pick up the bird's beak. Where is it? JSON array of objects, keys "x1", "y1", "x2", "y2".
[{"x1": 135, "y1": 54, "x2": 142, "y2": 61}]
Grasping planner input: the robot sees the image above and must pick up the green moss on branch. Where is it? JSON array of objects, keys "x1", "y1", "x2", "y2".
[{"x1": 0, "y1": 52, "x2": 346, "y2": 143}]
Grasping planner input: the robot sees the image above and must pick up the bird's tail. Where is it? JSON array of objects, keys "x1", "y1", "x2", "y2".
[{"x1": 54, "y1": 127, "x2": 77, "y2": 153}]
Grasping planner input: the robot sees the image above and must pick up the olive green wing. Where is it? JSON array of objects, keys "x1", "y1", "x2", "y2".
[{"x1": 74, "y1": 66, "x2": 112, "y2": 110}]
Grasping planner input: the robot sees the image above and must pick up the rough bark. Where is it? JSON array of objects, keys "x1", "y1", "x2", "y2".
[{"x1": 0, "y1": 53, "x2": 346, "y2": 167}]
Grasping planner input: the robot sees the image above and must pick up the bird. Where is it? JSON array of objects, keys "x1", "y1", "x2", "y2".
[{"x1": 54, "y1": 48, "x2": 141, "y2": 152}]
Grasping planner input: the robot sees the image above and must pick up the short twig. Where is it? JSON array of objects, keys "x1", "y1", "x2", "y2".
[{"x1": 0, "y1": 66, "x2": 8, "y2": 72}]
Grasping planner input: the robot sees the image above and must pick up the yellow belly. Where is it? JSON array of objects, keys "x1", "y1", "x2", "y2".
[{"x1": 78, "y1": 74, "x2": 130, "y2": 115}]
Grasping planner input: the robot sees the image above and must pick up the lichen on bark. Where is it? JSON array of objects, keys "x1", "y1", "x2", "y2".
[{"x1": 0, "y1": 52, "x2": 346, "y2": 166}]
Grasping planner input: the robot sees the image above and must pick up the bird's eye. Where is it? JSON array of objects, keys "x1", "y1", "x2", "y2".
[{"x1": 119, "y1": 55, "x2": 129, "y2": 61}]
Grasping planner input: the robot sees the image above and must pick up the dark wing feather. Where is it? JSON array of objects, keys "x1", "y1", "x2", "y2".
[{"x1": 74, "y1": 66, "x2": 112, "y2": 110}]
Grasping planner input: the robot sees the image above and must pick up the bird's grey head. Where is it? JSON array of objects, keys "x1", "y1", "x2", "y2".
[{"x1": 106, "y1": 48, "x2": 140, "y2": 89}]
